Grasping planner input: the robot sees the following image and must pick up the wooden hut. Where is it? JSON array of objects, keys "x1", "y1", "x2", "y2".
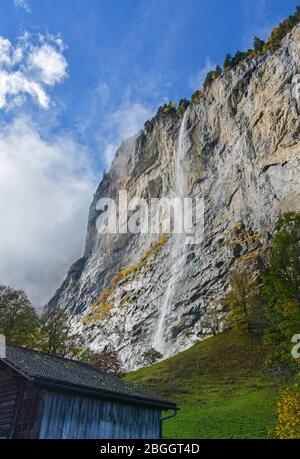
[{"x1": 0, "y1": 344, "x2": 177, "y2": 439}]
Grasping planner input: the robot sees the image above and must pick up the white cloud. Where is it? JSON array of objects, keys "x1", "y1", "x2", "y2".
[
  {"x1": 28, "y1": 44, "x2": 68, "y2": 86},
  {"x1": 80, "y1": 80, "x2": 155, "y2": 168},
  {"x1": 98, "y1": 101, "x2": 153, "y2": 167},
  {"x1": 0, "y1": 70, "x2": 49, "y2": 109},
  {"x1": 0, "y1": 31, "x2": 92, "y2": 310},
  {"x1": 0, "y1": 116, "x2": 95, "y2": 309},
  {"x1": 95, "y1": 82, "x2": 110, "y2": 106},
  {"x1": 0, "y1": 33, "x2": 67, "y2": 110},
  {"x1": 188, "y1": 57, "x2": 215, "y2": 91},
  {"x1": 14, "y1": 0, "x2": 31, "y2": 13}
]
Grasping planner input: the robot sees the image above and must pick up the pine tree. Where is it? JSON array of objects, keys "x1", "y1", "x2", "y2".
[
  {"x1": 223, "y1": 53, "x2": 233, "y2": 72},
  {"x1": 203, "y1": 71, "x2": 214, "y2": 89},
  {"x1": 215, "y1": 64, "x2": 222, "y2": 76},
  {"x1": 253, "y1": 36, "x2": 265, "y2": 52}
]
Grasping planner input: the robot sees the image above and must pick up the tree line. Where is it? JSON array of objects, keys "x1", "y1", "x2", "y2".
[
  {"x1": 144, "y1": 6, "x2": 300, "y2": 130},
  {"x1": 0, "y1": 291, "x2": 123, "y2": 377},
  {"x1": 200, "y1": 6, "x2": 300, "y2": 94},
  {"x1": 222, "y1": 212, "x2": 300, "y2": 371},
  {"x1": 221, "y1": 212, "x2": 300, "y2": 438}
]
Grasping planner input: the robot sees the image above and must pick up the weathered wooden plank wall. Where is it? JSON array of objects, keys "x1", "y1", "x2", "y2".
[
  {"x1": 0, "y1": 365, "x2": 18, "y2": 438},
  {"x1": 0, "y1": 364, "x2": 163, "y2": 439},
  {"x1": 38, "y1": 391, "x2": 161, "y2": 439},
  {"x1": 0, "y1": 365, "x2": 41, "y2": 439},
  {"x1": 14, "y1": 382, "x2": 41, "y2": 438}
]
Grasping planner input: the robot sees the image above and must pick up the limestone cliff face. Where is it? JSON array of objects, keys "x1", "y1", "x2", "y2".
[{"x1": 49, "y1": 26, "x2": 300, "y2": 369}]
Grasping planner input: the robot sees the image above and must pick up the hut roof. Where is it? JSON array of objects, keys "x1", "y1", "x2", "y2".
[{"x1": 0, "y1": 344, "x2": 177, "y2": 410}]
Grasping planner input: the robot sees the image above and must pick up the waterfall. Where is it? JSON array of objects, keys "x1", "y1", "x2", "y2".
[{"x1": 153, "y1": 109, "x2": 190, "y2": 356}]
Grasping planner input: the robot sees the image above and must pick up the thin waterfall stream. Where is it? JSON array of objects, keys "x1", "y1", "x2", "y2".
[{"x1": 153, "y1": 109, "x2": 190, "y2": 356}]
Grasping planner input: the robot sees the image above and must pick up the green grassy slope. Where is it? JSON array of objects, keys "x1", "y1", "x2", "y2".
[{"x1": 125, "y1": 331, "x2": 290, "y2": 439}]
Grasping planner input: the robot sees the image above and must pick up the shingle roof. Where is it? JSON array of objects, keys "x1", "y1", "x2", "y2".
[{"x1": 1, "y1": 344, "x2": 176, "y2": 410}]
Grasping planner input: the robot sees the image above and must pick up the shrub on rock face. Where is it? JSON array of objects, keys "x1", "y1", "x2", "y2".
[
  {"x1": 177, "y1": 98, "x2": 190, "y2": 115},
  {"x1": 191, "y1": 89, "x2": 204, "y2": 104},
  {"x1": 203, "y1": 65, "x2": 223, "y2": 90},
  {"x1": 157, "y1": 101, "x2": 177, "y2": 117},
  {"x1": 141, "y1": 348, "x2": 163, "y2": 366}
]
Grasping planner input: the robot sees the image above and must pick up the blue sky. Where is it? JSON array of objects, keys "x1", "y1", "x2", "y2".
[
  {"x1": 0, "y1": 0, "x2": 299, "y2": 307},
  {"x1": 1, "y1": 0, "x2": 299, "y2": 168}
]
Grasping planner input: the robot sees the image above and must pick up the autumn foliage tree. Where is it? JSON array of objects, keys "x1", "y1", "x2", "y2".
[
  {"x1": 36, "y1": 307, "x2": 84, "y2": 358},
  {"x1": 203, "y1": 65, "x2": 223, "y2": 89},
  {"x1": 88, "y1": 345, "x2": 123, "y2": 377},
  {"x1": 263, "y1": 212, "x2": 300, "y2": 368},
  {"x1": 0, "y1": 285, "x2": 39, "y2": 346},
  {"x1": 273, "y1": 391, "x2": 300, "y2": 439},
  {"x1": 222, "y1": 274, "x2": 263, "y2": 336}
]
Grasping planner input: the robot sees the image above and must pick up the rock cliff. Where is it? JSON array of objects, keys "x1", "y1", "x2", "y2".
[{"x1": 49, "y1": 25, "x2": 300, "y2": 369}]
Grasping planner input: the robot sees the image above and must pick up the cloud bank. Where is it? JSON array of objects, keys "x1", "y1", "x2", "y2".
[
  {"x1": 0, "y1": 116, "x2": 95, "y2": 309},
  {"x1": 0, "y1": 32, "x2": 94, "y2": 309},
  {"x1": 0, "y1": 29, "x2": 151, "y2": 308}
]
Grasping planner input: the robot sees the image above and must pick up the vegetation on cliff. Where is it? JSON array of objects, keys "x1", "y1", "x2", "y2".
[
  {"x1": 145, "y1": 5, "x2": 300, "y2": 130},
  {"x1": 82, "y1": 234, "x2": 168, "y2": 324},
  {"x1": 197, "y1": 5, "x2": 300, "y2": 93}
]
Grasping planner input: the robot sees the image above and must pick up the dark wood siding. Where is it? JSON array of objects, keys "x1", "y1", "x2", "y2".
[
  {"x1": 0, "y1": 363, "x2": 163, "y2": 439},
  {"x1": 0, "y1": 364, "x2": 41, "y2": 439},
  {"x1": 13, "y1": 381, "x2": 42, "y2": 438},
  {"x1": 39, "y1": 391, "x2": 162, "y2": 439},
  {"x1": 0, "y1": 364, "x2": 18, "y2": 438}
]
